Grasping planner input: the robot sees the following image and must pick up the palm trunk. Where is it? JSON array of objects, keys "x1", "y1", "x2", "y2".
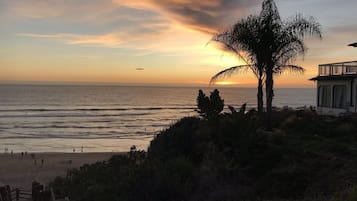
[
  {"x1": 257, "y1": 76, "x2": 264, "y2": 114},
  {"x1": 265, "y1": 68, "x2": 274, "y2": 130}
]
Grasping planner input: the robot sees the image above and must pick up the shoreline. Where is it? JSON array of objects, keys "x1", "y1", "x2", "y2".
[{"x1": 0, "y1": 152, "x2": 118, "y2": 189}]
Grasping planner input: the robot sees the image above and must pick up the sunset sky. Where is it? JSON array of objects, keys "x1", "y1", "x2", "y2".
[{"x1": 1, "y1": 0, "x2": 356, "y2": 87}]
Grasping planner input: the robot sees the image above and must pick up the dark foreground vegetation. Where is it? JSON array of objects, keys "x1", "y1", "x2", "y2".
[{"x1": 50, "y1": 91, "x2": 357, "y2": 201}]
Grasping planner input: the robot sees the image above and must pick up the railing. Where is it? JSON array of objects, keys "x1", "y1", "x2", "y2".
[
  {"x1": 1, "y1": 183, "x2": 69, "y2": 201},
  {"x1": 10, "y1": 188, "x2": 32, "y2": 201},
  {"x1": 318, "y1": 61, "x2": 357, "y2": 76},
  {"x1": 0, "y1": 186, "x2": 31, "y2": 201}
]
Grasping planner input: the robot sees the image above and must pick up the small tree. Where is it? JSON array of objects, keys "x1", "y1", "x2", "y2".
[{"x1": 196, "y1": 89, "x2": 224, "y2": 120}]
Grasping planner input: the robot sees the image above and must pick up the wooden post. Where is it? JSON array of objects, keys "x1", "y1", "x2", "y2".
[
  {"x1": 50, "y1": 188, "x2": 56, "y2": 201},
  {"x1": 15, "y1": 188, "x2": 19, "y2": 201},
  {"x1": 5, "y1": 186, "x2": 11, "y2": 201}
]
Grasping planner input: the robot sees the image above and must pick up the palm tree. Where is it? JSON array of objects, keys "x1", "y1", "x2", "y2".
[
  {"x1": 210, "y1": 15, "x2": 265, "y2": 114},
  {"x1": 257, "y1": 0, "x2": 321, "y2": 129},
  {"x1": 210, "y1": 0, "x2": 321, "y2": 128}
]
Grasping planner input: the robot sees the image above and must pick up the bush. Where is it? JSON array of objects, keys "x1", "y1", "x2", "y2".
[
  {"x1": 331, "y1": 186, "x2": 357, "y2": 201},
  {"x1": 196, "y1": 89, "x2": 224, "y2": 120},
  {"x1": 148, "y1": 117, "x2": 200, "y2": 161},
  {"x1": 49, "y1": 108, "x2": 357, "y2": 201}
]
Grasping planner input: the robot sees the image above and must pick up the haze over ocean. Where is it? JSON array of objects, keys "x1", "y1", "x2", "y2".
[{"x1": 0, "y1": 85, "x2": 315, "y2": 152}]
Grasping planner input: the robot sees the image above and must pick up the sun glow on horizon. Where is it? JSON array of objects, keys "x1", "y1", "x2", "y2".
[{"x1": 215, "y1": 81, "x2": 238, "y2": 85}]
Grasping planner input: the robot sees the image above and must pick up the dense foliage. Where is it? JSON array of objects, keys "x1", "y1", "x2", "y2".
[
  {"x1": 50, "y1": 104, "x2": 357, "y2": 201},
  {"x1": 49, "y1": 90, "x2": 357, "y2": 201}
]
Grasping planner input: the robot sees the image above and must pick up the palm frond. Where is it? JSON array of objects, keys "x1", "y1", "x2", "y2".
[
  {"x1": 209, "y1": 30, "x2": 249, "y2": 64},
  {"x1": 285, "y1": 14, "x2": 322, "y2": 39},
  {"x1": 275, "y1": 37, "x2": 306, "y2": 66},
  {"x1": 209, "y1": 65, "x2": 253, "y2": 85},
  {"x1": 276, "y1": 65, "x2": 305, "y2": 75},
  {"x1": 210, "y1": 31, "x2": 236, "y2": 53},
  {"x1": 260, "y1": 0, "x2": 281, "y2": 22}
]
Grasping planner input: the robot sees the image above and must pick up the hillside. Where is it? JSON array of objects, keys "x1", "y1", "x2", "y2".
[{"x1": 50, "y1": 105, "x2": 357, "y2": 201}]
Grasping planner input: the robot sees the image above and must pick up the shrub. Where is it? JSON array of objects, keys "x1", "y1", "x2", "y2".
[
  {"x1": 331, "y1": 186, "x2": 357, "y2": 201},
  {"x1": 49, "y1": 108, "x2": 357, "y2": 201},
  {"x1": 196, "y1": 89, "x2": 224, "y2": 120}
]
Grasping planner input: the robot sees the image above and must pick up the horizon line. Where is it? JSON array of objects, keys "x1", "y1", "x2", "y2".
[{"x1": 0, "y1": 80, "x2": 316, "y2": 88}]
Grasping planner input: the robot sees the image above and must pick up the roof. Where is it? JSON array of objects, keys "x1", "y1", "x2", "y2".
[
  {"x1": 310, "y1": 74, "x2": 357, "y2": 81},
  {"x1": 319, "y1": 60, "x2": 357, "y2": 66},
  {"x1": 348, "y1": 42, "x2": 357, "y2": 47}
]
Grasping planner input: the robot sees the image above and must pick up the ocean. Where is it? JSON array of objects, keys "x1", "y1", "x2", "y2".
[{"x1": 0, "y1": 85, "x2": 316, "y2": 153}]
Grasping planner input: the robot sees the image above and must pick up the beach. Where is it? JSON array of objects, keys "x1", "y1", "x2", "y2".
[{"x1": 0, "y1": 152, "x2": 116, "y2": 189}]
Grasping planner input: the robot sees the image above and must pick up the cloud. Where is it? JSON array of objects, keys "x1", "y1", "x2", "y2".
[
  {"x1": 10, "y1": 0, "x2": 264, "y2": 55},
  {"x1": 10, "y1": 0, "x2": 174, "y2": 49},
  {"x1": 16, "y1": 33, "x2": 65, "y2": 39},
  {"x1": 5, "y1": 0, "x2": 115, "y2": 20},
  {"x1": 16, "y1": 24, "x2": 211, "y2": 57},
  {"x1": 5, "y1": 0, "x2": 264, "y2": 53},
  {"x1": 17, "y1": 31, "x2": 158, "y2": 48},
  {"x1": 5, "y1": 0, "x2": 261, "y2": 34},
  {"x1": 115, "y1": 0, "x2": 261, "y2": 34},
  {"x1": 18, "y1": 33, "x2": 122, "y2": 47}
]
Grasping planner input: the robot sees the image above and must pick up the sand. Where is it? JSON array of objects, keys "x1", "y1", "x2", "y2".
[{"x1": 0, "y1": 152, "x2": 116, "y2": 190}]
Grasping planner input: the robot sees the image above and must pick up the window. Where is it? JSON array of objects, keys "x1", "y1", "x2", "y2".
[
  {"x1": 318, "y1": 85, "x2": 331, "y2": 107},
  {"x1": 319, "y1": 66, "x2": 330, "y2": 75},
  {"x1": 333, "y1": 66, "x2": 342, "y2": 75},
  {"x1": 346, "y1": 66, "x2": 357, "y2": 74},
  {"x1": 333, "y1": 85, "x2": 347, "y2": 108}
]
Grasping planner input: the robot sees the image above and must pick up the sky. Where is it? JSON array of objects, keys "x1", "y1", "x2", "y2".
[{"x1": 0, "y1": 0, "x2": 356, "y2": 87}]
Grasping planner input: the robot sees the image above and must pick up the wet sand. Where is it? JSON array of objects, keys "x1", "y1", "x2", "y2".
[{"x1": 0, "y1": 152, "x2": 116, "y2": 189}]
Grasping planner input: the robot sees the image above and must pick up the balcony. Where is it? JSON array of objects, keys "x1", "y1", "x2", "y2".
[{"x1": 319, "y1": 61, "x2": 357, "y2": 76}]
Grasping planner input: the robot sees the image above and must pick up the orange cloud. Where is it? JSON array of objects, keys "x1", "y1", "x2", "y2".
[
  {"x1": 16, "y1": 24, "x2": 215, "y2": 55},
  {"x1": 18, "y1": 33, "x2": 122, "y2": 47},
  {"x1": 17, "y1": 25, "x2": 172, "y2": 48},
  {"x1": 114, "y1": 0, "x2": 260, "y2": 34}
]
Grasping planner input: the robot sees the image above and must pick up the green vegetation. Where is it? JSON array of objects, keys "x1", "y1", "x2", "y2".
[
  {"x1": 50, "y1": 89, "x2": 357, "y2": 201},
  {"x1": 210, "y1": 0, "x2": 321, "y2": 128},
  {"x1": 196, "y1": 89, "x2": 224, "y2": 120}
]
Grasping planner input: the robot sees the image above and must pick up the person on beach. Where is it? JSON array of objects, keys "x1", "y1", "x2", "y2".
[{"x1": 41, "y1": 159, "x2": 44, "y2": 166}]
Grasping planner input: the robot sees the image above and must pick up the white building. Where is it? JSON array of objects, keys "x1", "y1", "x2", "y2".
[{"x1": 310, "y1": 61, "x2": 357, "y2": 115}]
